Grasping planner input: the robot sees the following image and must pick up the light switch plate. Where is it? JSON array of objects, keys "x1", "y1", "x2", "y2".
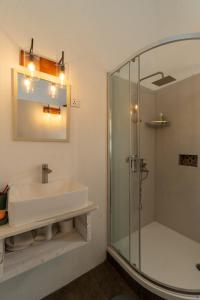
[{"x1": 71, "y1": 99, "x2": 80, "y2": 108}]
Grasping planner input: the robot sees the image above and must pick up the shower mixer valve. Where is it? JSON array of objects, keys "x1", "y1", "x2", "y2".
[{"x1": 126, "y1": 156, "x2": 149, "y2": 181}]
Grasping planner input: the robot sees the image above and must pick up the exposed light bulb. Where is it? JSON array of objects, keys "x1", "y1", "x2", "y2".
[
  {"x1": 59, "y1": 71, "x2": 65, "y2": 85},
  {"x1": 57, "y1": 114, "x2": 61, "y2": 120},
  {"x1": 27, "y1": 61, "x2": 36, "y2": 76},
  {"x1": 58, "y1": 51, "x2": 66, "y2": 86},
  {"x1": 134, "y1": 104, "x2": 138, "y2": 112},
  {"x1": 132, "y1": 104, "x2": 139, "y2": 124},
  {"x1": 27, "y1": 38, "x2": 36, "y2": 76},
  {"x1": 50, "y1": 83, "x2": 57, "y2": 99},
  {"x1": 24, "y1": 77, "x2": 32, "y2": 93},
  {"x1": 43, "y1": 112, "x2": 50, "y2": 119}
]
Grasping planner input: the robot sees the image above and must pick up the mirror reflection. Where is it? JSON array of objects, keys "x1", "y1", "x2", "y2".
[{"x1": 13, "y1": 69, "x2": 69, "y2": 142}]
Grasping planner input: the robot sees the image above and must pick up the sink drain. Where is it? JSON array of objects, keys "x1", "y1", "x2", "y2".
[{"x1": 196, "y1": 264, "x2": 200, "y2": 271}]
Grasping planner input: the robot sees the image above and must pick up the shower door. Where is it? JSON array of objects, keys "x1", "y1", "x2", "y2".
[{"x1": 109, "y1": 58, "x2": 140, "y2": 269}]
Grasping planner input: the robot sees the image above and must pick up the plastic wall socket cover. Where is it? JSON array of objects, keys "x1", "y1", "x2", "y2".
[{"x1": 8, "y1": 180, "x2": 88, "y2": 227}]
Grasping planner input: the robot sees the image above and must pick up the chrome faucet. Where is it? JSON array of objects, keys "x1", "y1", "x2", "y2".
[{"x1": 42, "y1": 164, "x2": 52, "y2": 184}]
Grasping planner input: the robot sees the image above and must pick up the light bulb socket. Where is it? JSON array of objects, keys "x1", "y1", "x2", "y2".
[
  {"x1": 24, "y1": 38, "x2": 40, "y2": 74},
  {"x1": 29, "y1": 53, "x2": 34, "y2": 62},
  {"x1": 29, "y1": 38, "x2": 35, "y2": 62},
  {"x1": 60, "y1": 64, "x2": 65, "y2": 72},
  {"x1": 58, "y1": 51, "x2": 66, "y2": 73},
  {"x1": 29, "y1": 38, "x2": 34, "y2": 54}
]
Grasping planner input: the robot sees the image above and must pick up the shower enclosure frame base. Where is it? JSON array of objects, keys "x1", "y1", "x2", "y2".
[{"x1": 107, "y1": 247, "x2": 200, "y2": 300}]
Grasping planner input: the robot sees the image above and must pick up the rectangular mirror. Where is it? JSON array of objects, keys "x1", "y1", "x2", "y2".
[{"x1": 12, "y1": 68, "x2": 70, "y2": 142}]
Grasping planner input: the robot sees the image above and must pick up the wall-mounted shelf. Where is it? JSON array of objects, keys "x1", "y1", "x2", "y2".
[
  {"x1": 0, "y1": 201, "x2": 97, "y2": 240},
  {"x1": 145, "y1": 120, "x2": 170, "y2": 128},
  {"x1": 0, "y1": 201, "x2": 98, "y2": 283},
  {"x1": 3, "y1": 230, "x2": 86, "y2": 283}
]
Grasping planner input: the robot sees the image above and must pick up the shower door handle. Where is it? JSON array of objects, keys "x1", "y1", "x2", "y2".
[{"x1": 126, "y1": 155, "x2": 138, "y2": 172}]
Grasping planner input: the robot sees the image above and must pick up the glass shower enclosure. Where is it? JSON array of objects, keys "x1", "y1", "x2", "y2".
[
  {"x1": 107, "y1": 34, "x2": 200, "y2": 297},
  {"x1": 108, "y1": 57, "x2": 141, "y2": 269}
]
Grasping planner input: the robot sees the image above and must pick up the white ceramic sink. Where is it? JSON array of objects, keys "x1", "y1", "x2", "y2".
[{"x1": 8, "y1": 180, "x2": 88, "y2": 227}]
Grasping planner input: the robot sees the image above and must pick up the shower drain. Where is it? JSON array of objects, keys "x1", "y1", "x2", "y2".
[{"x1": 196, "y1": 264, "x2": 200, "y2": 271}]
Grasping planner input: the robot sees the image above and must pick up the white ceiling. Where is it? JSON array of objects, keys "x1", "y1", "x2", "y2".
[
  {"x1": 0, "y1": 0, "x2": 158, "y2": 70},
  {"x1": 0, "y1": 0, "x2": 200, "y2": 82}
]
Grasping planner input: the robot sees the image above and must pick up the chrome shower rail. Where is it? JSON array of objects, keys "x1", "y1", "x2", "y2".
[{"x1": 108, "y1": 32, "x2": 200, "y2": 76}]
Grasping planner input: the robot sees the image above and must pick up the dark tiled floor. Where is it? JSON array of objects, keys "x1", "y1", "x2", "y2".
[{"x1": 43, "y1": 261, "x2": 139, "y2": 300}]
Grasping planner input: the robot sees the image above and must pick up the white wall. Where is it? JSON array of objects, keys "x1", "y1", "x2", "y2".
[
  {"x1": 155, "y1": 0, "x2": 200, "y2": 38},
  {"x1": 155, "y1": 74, "x2": 200, "y2": 243},
  {"x1": 0, "y1": 29, "x2": 107, "y2": 300}
]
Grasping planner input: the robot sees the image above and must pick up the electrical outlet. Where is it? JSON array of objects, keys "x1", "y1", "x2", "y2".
[{"x1": 71, "y1": 99, "x2": 80, "y2": 108}]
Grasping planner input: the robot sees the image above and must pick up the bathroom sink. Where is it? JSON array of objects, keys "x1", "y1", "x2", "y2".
[{"x1": 8, "y1": 180, "x2": 88, "y2": 227}]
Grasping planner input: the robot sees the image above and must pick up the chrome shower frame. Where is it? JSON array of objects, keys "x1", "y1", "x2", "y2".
[
  {"x1": 107, "y1": 32, "x2": 200, "y2": 299},
  {"x1": 140, "y1": 71, "x2": 164, "y2": 82}
]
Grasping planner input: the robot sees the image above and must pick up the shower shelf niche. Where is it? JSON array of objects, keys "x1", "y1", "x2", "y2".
[{"x1": 145, "y1": 120, "x2": 170, "y2": 128}]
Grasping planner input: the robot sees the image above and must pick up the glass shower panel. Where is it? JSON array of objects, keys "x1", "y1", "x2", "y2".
[
  {"x1": 138, "y1": 40, "x2": 200, "y2": 293},
  {"x1": 109, "y1": 62, "x2": 131, "y2": 261},
  {"x1": 130, "y1": 58, "x2": 140, "y2": 269}
]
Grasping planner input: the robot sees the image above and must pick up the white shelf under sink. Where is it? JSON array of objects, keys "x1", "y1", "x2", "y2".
[
  {"x1": 0, "y1": 201, "x2": 97, "y2": 283},
  {"x1": 0, "y1": 201, "x2": 97, "y2": 240},
  {"x1": 2, "y1": 230, "x2": 86, "y2": 283}
]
